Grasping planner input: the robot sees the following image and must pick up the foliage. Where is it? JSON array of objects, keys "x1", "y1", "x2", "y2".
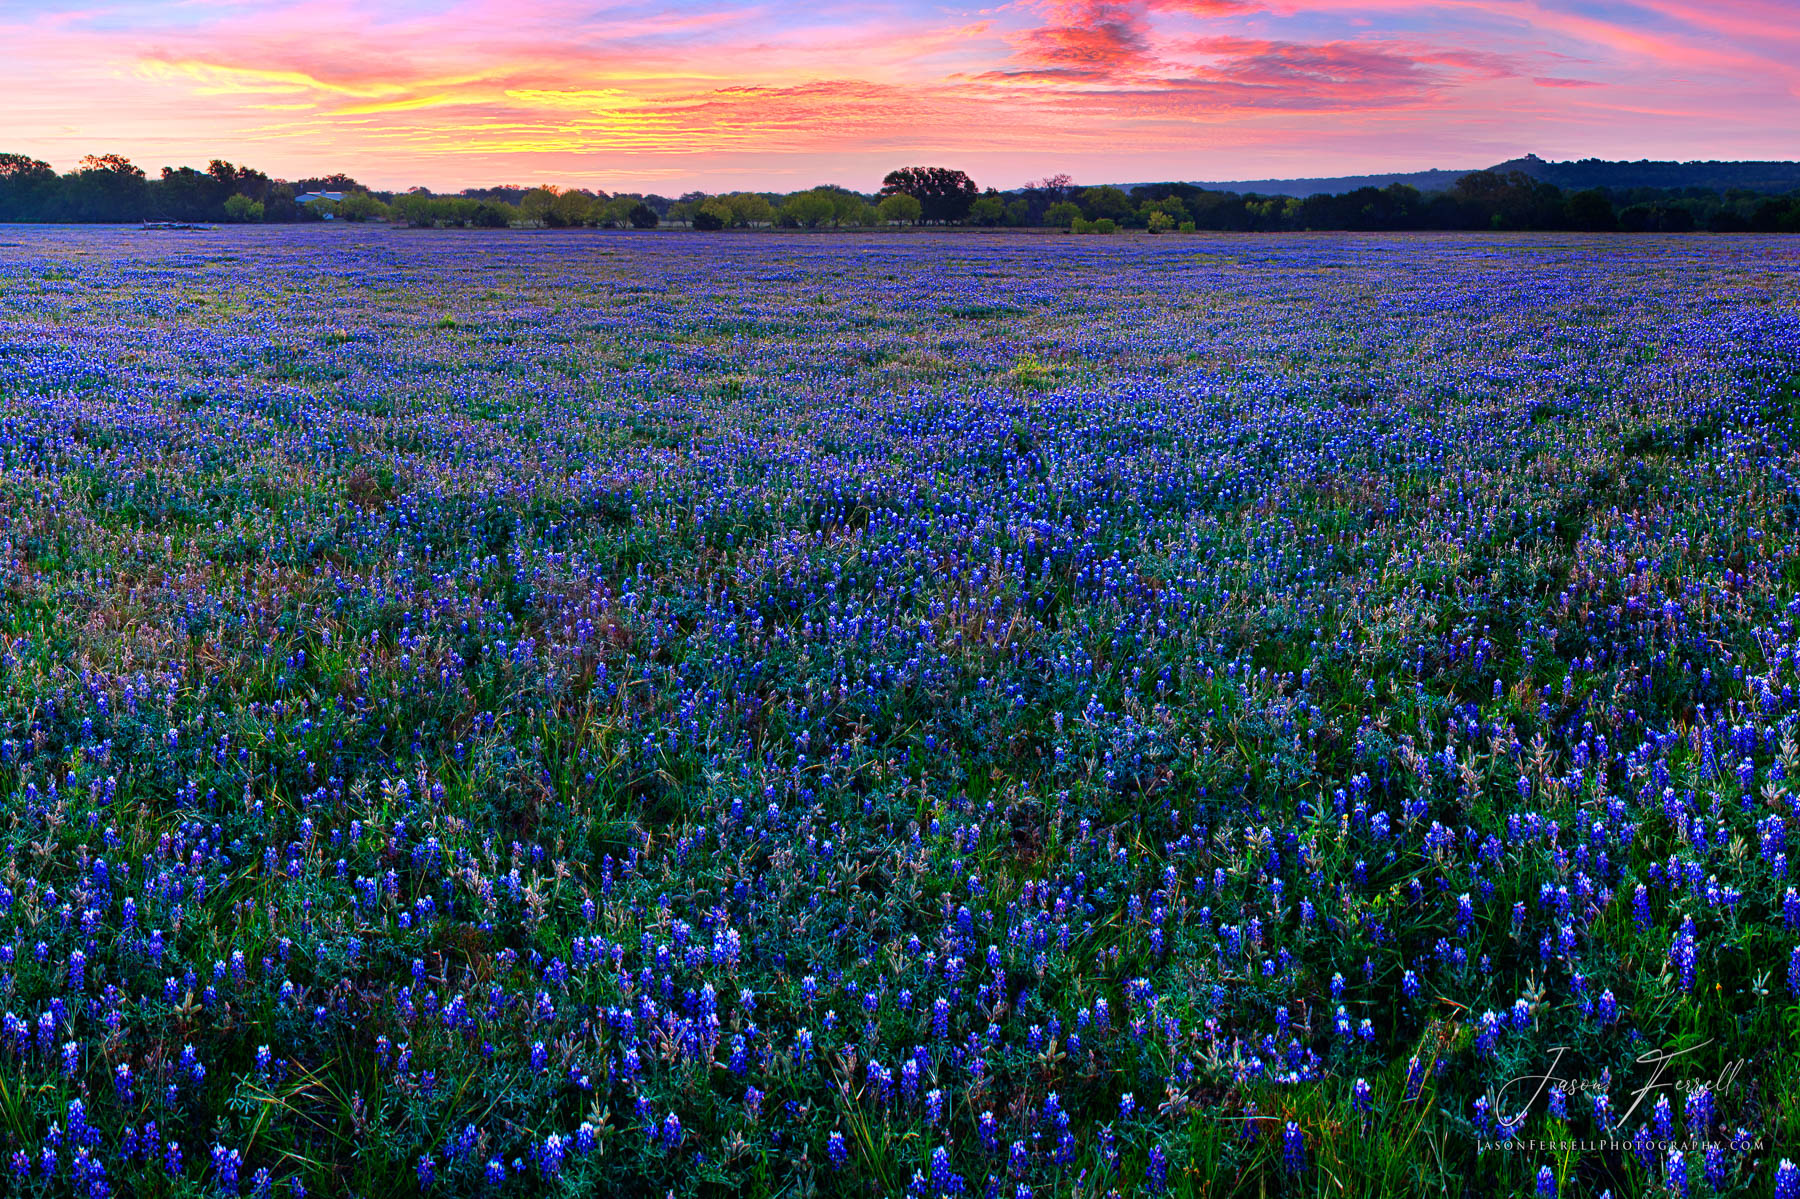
[
  {"x1": 878, "y1": 193, "x2": 922, "y2": 225},
  {"x1": 780, "y1": 189, "x2": 837, "y2": 228},
  {"x1": 1045, "y1": 200, "x2": 1082, "y2": 230},
  {"x1": 221, "y1": 194, "x2": 264, "y2": 223},
  {"x1": 880, "y1": 166, "x2": 978, "y2": 224}
]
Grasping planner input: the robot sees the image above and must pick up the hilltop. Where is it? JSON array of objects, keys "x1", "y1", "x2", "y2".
[{"x1": 1170, "y1": 153, "x2": 1800, "y2": 197}]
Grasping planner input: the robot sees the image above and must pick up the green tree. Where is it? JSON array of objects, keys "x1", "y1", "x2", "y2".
[
  {"x1": 0, "y1": 154, "x2": 56, "y2": 221},
  {"x1": 877, "y1": 193, "x2": 921, "y2": 225},
  {"x1": 67, "y1": 153, "x2": 147, "y2": 222},
  {"x1": 1045, "y1": 201, "x2": 1081, "y2": 230},
  {"x1": 782, "y1": 190, "x2": 835, "y2": 228},
  {"x1": 968, "y1": 193, "x2": 1006, "y2": 226},
  {"x1": 336, "y1": 191, "x2": 388, "y2": 222},
  {"x1": 597, "y1": 196, "x2": 639, "y2": 228},
  {"x1": 1078, "y1": 186, "x2": 1131, "y2": 220},
  {"x1": 1567, "y1": 188, "x2": 1615, "y2": 231},
  {"x1": 222, "y1": 193, "x2": 264, "y2": 222},
  {"x1": 692, "y1": 202, "x2": 728, "y2": 231},
  {"x1": 393, "y1": 193, "x2": 438, "y2": 226},
  {"x1": 879, "y1": 166, "x2": 977, "y2": 223},
  {"x1": 725, "y1": 192, "x2": 773, "y2": 227},
  {"x1": 551, "y1": 189, "x2": 597, "y2": 227},
  {"x1": 627, "y1": 201, "x2": 659, "y2": 229},
  {"x1": 1140, "y1": 195, "x2": 1189, "y2": 224},
  {"x1": 520, "y1": 186, "x2": 558, "y2": 225},
  {"x1": 828, "y1": 189, "x2": 867, "y2": 227}
]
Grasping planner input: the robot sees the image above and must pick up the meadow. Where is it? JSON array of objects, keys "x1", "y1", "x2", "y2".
[{"x1": 1, "y1": 225, "x2": 1799, "y2": 1197}]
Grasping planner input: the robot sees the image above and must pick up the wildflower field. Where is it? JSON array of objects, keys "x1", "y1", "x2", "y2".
[{"x1": 4, "y1": 226, "x2": 1800, "y2": 1198}]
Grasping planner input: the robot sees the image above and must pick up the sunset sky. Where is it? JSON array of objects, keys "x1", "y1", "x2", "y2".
[{"x1": 4, "y1": 0, "x2": 1797, "y2": 193}]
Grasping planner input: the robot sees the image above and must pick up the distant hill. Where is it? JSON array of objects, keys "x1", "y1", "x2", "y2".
[
  {"x1": 1162, "y1": 154, "x2": 1800, "y2": 198},
  {"x1": 1172, "y1": 167, "x2": 1478, "y2": 199}
]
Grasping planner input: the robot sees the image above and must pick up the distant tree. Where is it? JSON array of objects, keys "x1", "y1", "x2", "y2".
[
  {"x1": 968, "y1": 192, "x2": 1006, "y2": 226},
  {"x1": 1751, "y1": 198, "x2": 1800, "y2": 233},
  {"x1": 551, "y1": 189, "x2": 596, "y2": 227},
  {"x1": 782, "y1": 190, "x2": 836, "y2": 228},
  {"x1": 1146, "y1": 210, "x2": 1175, "y2": 233},
  {"x1": 520, "y1": 186, "x2": 558, "y2": 225},
  {"x1": 0, "y1": 153, "x2": 53, "y2": 179},
  {"x1": 294, "y1": 173, "x2": 363, "y2": 194},
  {"x1": 1026, "y1": 173, "x2": 1075, "y2": 200},
  {"x1": 155, "y1": 166, "x2": 214, "y2": 221},
  {"x1": 879, "y1": 167, "x2": 977, "y2": 224},
  {"x1": 1452, "y1": 170, "x2": 1564, "y2": 230},
  {"x1": 877, "y1": 193, "x2": 921, "y2": 225},
  {"x1": 1617, "y1": 202, "x2": 1694, "y2": 233},
  {"x1": 0, "y1": 153, "x2": 55, "y2": 221},
  {"x1": 471, "y1": 201, "x2": 515, "y2": 228},
  {"x1": 222, "y1": 193, "x2": 264, "y2": 222},
  {"x1": 692, "y1": 202, "x2": 728, "y2": 231},
  {"x1": 1567, "y1": 188, "x2": 1615, "y2": 231},
  {"x1": 628, "y1": 201, "x2": 659, "y2": 229},
  {"x1": 598, "y1": 196, "x2": 639, "y2": 228},
  {"x1": 826, "y1": 189, "x2": 868, "y2": 227},
  {"x1": 262, "y1": 182, "x2": 300, "y2": 223},
  {"x1": 725, "y1": 192, "x2": 773, "y2": 227},
  {"x1": 68, "y1": 154, "x2": 147, "y2": 222},
  {"x1": 79, "y1": 153, "x2": 143, "y2": 178},
  {"x1": 336, "y1": 191, "x2": 388, "y2": 222},
  {"x1": 1078, "y1": 186, "x2": 1131, "y2": 221},
  {"x1": 1045, "y1": 201, "x2": 1081, "y2": 230},
  {"x1": 1140, "y1": 195, "x2": 1189, "y2": 224},
  {"x1": 393, "y1": 193, "x2": 438, "y2": 226}
]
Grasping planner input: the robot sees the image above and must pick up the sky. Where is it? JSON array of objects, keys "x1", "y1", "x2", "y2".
[{"x1": 2, "y1": 0, "x2": 1797, "y2": 193}]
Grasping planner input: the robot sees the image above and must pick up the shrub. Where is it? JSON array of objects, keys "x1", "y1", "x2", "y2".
[
  {"x1": 222, "y1": 193, "x2": 263, "y2": 223},
  {"x1": 336, "y1": 191, "x2": 388, "y2": 222}
]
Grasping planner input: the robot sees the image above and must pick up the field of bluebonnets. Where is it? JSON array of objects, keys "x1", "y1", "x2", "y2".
[{"x1": 2, "y1": 225, "x2": 1800, "y2": 1198}]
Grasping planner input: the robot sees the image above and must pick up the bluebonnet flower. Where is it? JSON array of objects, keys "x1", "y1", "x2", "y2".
[
  {"x1": 1282, "y1": 1122, "x2": 1305, "y2": 1174},
  {"x1": 1666, "y1": 1148, "x2": 1688, "y2": 1199},
  {"x1": 1145, "y1": 1145, "x2": 1168, "y2": 1192},
  {"x1": 1779, "y1": 1159, "x2": 1800, "y2": 1199}
]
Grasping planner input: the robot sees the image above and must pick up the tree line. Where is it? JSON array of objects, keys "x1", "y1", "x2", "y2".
[{"x1": 3, "y1": 154, "x2": 1798, "y2": 233}]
